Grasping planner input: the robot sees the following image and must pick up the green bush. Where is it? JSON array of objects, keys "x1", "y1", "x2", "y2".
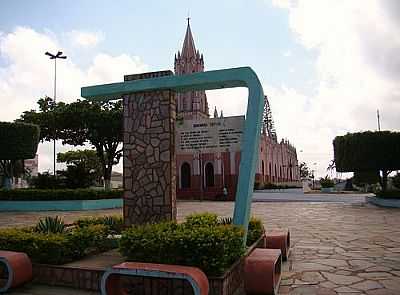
[
  {"x1": 0, "y1": 188, "x2": 123, "y2": 201},
  {"x1": 217, "y1": 216, "x2": 264, "y2": 246},
  {"x1": 0, "y1": 224, "x2": 114, "y2": 264},
  {"x1": 374, "y1": 191, "x2": 400, "y2": 199},
  {"x1": 319, "y1": 176, "x2": 335, "y2": 188},
  {"x1": 67, "y1": 224, "x2": 112, "y2": 258},
  {"x1": 184, "y1": 212, "x2": 219, "y2": 228},
  {"x1": 119, "y1": 217, "x2": 246, "y2": 276},
  {"x1": 76, "y1": 215, "x2": 124, "y2": 234},
  {"x1": 247, "y1": 217, "x2": 264, "y2": 246},
  {"x1": 29, "y1": 172, "x2": 67, "y2": 189},
  {"x1": 0, "y1": 122, "x2": 40, "y2": 160}
]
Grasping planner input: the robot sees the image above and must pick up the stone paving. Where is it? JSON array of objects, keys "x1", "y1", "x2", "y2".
[{"x1": 2, "y1": 201, "x2": 400, "y2": 294}]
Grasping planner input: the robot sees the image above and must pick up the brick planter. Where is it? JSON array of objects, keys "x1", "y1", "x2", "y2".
[{"x1": 31, "y1": 236, "x2": 265, "y2": 295}]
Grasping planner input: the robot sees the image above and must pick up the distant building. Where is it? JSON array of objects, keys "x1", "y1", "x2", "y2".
[
  {"x1": 24, "y1": 154, "x2": 38, "y2": 177},
  {"x1": 175, "y1": 20, "x2": 300, "y2": 200}
]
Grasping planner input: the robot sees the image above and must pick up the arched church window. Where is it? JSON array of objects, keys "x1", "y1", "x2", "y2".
[
  {"x1": 205, "y1": 162, "x2": 215, "y2": 187},
  {"x1": 262, "y1": 160, "x2": 265, "y2": 176},
  {"x1": 181, "y1": 162, "x2": 191, "y2": 189}
]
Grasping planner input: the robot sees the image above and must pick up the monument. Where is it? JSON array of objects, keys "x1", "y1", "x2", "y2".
[{"x1": 81, "y1": 66, "x2": 264, "y2": 242}]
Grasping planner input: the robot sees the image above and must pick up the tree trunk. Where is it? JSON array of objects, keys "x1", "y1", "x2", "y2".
[
  {"x1": 3, "y1": 177, "x2": 13, "y2": 190},
  {"x1": 381, "y1": 170, "x2": 388, "y2": 192},
  {"x1": 104, "y1": 165, "x2": 112, "y2": 191}
]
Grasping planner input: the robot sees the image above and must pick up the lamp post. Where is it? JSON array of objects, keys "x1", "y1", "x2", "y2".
[{"x1": 45, "y1": 51, "x2": 67, "y2": 176}]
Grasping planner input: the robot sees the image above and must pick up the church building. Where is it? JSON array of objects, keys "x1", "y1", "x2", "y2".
[{"x1": 175, "y1": 20, "x2": 300, "y2": 200}]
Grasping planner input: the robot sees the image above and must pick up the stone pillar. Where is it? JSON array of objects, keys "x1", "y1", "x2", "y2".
[{"x1": 123, "y1": 70, "x2": 176, "y2": 226}]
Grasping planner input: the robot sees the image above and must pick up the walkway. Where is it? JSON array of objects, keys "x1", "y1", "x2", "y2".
[{"x1": 3, "y1": 201, "x2": 400, "y2": 294}]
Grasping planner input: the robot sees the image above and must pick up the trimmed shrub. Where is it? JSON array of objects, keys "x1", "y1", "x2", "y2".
[
  {"x1": 119, "y1": 219, "x2": 245, "y2": 276},
  {"x1": 0, "y1": 122, "x2": 40, "y2": 160},
  {"x1": 217, "y1": 216, "x2": 264, "y2": 246},
  {"x1": 184, "y1": 212, "x2": 219, "y2": 228},
  {"x1": 0, "y1": 188, "x2": 123, "y2": 201},
  {"x1": 246, "y1": 217, "x2": 264, "y2": 246},
  {"x1": 0, "y1": 224, "x2": 114, "y2": 264},
  {"x1": 76, "y1": 215, "x2": 124, "y2": 234},
  {"x1": 334, "y1": 131, "x2": 400, "y2": 172}
]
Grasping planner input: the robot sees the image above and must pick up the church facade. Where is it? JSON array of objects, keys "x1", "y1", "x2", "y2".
[{"x1": 175, "y1": 21, "x2": 300, "y2": 200}]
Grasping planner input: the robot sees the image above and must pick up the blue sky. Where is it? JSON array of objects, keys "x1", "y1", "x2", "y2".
[
  {"x1": 0, "y1": 0, "x2": 317, "y2": 91},
  {"x1": 0, "y1": 0, "x2": 398, "y2": 177}
]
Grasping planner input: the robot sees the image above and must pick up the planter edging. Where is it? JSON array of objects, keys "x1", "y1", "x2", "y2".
[
  {"x1": 0, "y1": 198, "x2": 122, "y2": 211},
  {"x1": 367, "y1": 196, "x2": 400, "y2": 208}
]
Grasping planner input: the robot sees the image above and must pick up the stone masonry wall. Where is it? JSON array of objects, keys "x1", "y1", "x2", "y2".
[{"x1": 123, "y1": 71, "x2": 176, "y2": 226}]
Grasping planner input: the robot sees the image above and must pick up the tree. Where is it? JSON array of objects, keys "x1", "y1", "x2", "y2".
[
  {"x1": 299, "y1": 162, "x2": 311, "y2": 178},
  {"x1": 0, "y1": 122, "x2": 40, "y2": 189},
  {"x1": 20, "y1": 98, "x2": 123, "y2": 190},
  {"x1": 333, "y1": 131, "x2": 400, "y2": 191},
  {"x1": 326, "y1": 159, "x2": 336, "y2": 177},
  {"x1": 392, "y1": 173, "x2": 400, "y2": 189},
  {"x1": 57, "y1": 149, "x2": 103, "y2": 186}
]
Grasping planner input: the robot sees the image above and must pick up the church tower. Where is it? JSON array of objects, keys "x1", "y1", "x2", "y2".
[{"x1": 174, "y1": 19, "x2": 209, "y2": 119}]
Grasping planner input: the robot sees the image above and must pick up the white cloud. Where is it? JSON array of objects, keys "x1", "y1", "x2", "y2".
[
  {"x1": 0, "y1": 27, "x2": 147, "y2": 172},
  {"x1": 269, "y1": 0, "x2": 400, "y2": 177},
  {"x1": 206, "y1": 88, "x2": 248, "y2": 117},
  {"x1": 283, "y1": 50, "x2": 292, "y2": 57},
  {"x1": 68, "y1": 30, "x2": 104, "y2": 48}
]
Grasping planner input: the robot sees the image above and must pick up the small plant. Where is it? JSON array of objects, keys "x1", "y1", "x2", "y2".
[
  {"x1": 319, "y1": 175, "x2": 335, "y2": 188},
  {"x1": 35, "y1": 216, "x2": 66, "y2": 234}
]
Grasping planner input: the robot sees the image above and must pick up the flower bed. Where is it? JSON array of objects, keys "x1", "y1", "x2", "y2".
[{"x1": 0, "y1": 217, "x2": 119, "y2": 264}]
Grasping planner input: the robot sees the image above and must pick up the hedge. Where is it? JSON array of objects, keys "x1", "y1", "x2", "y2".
[
  {"x1": 374, "y1": 191, "x2": 400, "y2": 199},
  {"x1": 0, "y1": 188, "x2": 123, "y2": 201},
  {"x1": 333, "y1": 131, "x2": 400, "y2": 172},
  {"x1": 119, "y1": 213, "x2": 265, "y2": 276},
  {"x1": 120, "y1": 216, "x2": 246, "y2": 276},
  {"x1": 0, "y1": 122, "x2": 40, "y2": 160},
  {"x1": 0, "y1": 224, "x2": 114, "y2": 264}
]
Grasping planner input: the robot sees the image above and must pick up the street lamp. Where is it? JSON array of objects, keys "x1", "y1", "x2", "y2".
[{"x1": 45, "y1": 51, "x2": 67, "y2": 176}]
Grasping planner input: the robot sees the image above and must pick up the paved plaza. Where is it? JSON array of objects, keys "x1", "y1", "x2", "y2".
[{"x1": 2, "y1": 200, "x2": 400, "y2": 294}]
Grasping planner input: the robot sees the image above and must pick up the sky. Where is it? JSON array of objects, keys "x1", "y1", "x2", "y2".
[{"x1": 0, "y1": 0, "x2": 399, "y2": 177}]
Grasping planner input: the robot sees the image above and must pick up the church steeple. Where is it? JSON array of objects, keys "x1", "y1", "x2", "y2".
[
  {"x1": 181, "y1": 18, "x2": 196, "y2": 59},
  {"x1": 174, "y1": 19, "x2": 209, "y2": 119}
]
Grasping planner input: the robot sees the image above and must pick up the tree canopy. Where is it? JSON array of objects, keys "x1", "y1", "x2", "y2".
[
  {"x1": 333, "y1": 131, "x2": 400, "y2": 191},
  {"x1": 0, "y1": 121, "x2": 40, "y2": 160},
  {"x1": 19, "y1": 97, "x2": 123, "y2": 189},
  {"x1": 334, "y1": 131, "x2": 400, "y2": 172}
]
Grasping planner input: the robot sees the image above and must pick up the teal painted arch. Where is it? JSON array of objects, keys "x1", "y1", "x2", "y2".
[{"x1": 81, "y1": 67, "x2": 264, "y2": 244}]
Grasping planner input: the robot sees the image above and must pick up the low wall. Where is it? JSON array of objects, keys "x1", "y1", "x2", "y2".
[
  {"x1": 367, "y1": 196, "x2": 400, "y2": 208},
  {"x1": 0, "y1": 198, "x2": 123, "y2": 211}
]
